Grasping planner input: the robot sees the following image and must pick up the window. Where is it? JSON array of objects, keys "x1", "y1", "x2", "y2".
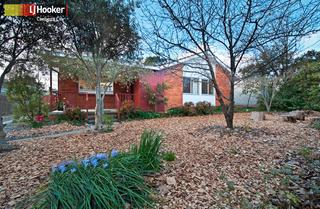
[
  {"x1": 183, "y1": 77, "x2": 199, "y2": 94},
  {"x1": 183, "y1": 77, "x2": 191, "y2": 93},
  {"x1": 201, "y1": 80, "x2": 208, "y2": 94},
  {"x1": 79, "y1": 80, "x2": 113, "y2": 94},
  {"x1": 201, "y1": 79, "x2": 214, "y2": 95}
]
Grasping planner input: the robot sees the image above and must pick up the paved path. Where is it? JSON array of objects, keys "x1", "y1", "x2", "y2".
[
  {"x1": 2, "y1": 115, "x2": 13, "y2": 125},
  {"x1": 11, "y1": 127, "x2": 92, "y2": 142}
]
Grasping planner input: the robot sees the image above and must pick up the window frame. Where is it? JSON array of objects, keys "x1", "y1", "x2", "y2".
[
  {"x1": 183, "y1": 77, "x2": 199, "y2": 95},
  {"x1": 201, "y1": 79, "x2": 214, "y2": 95},
  {"x1": 78, "y1": 80, "x2": 114, "y2": 95}
]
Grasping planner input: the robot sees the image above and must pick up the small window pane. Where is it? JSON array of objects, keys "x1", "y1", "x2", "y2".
[
  {"x1": 202, "y1": 79, "x2": 208, "y2": 94},
  {"x1": 209, "y1": 81, "x2": 214, "y2": 95},
  {"x1": 192, "y1": 78, "x2": 199, "y2": 94},
  {"x1": 183, "y1": 77, "x2": 191, "y2": 93}
]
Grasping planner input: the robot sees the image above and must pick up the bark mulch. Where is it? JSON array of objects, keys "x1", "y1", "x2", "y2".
[{"x1": 0, "y1": 113, "x2": 319, "y2": 208}]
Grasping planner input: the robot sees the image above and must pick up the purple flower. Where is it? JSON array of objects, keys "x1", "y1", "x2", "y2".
[
  {"x1": 111, "y1": 149, "x2": 119, "y2": 158},
  {"x1": 82, "y1": 159, "x2": 90, "y2": 168},
  {"x1": 90, "y1": 158, "x2": 99, "y2": 167},
  {"x1": 70, "y1": 168, "x2": 77, "y2": 173},
  {"x1": 58, "y1": 165, "x2": 67, "y2": 173},
  {"x1": 95, "y1": 153, "x2": 108, "y2": 160}
]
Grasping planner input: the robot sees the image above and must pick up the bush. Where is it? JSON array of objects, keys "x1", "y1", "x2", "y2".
[
  {"x1": 120, "y1": 100, "x2": 135, "y2": 119},
  {"x1": 162, "y1": 151, "x2": 176, "y2": 161},
  {"x1": 55, "y1": 108, "x2": 86, "y2": 125},
  {"x1": 129, "y1": 110, "x2": 161, "y2": 120},
  {"x1": 195, "y1": 101, "x2": 212, "y2": 115},
  {"x1": 271, "y1": 66, "x2": 320, "y2": 111},
  {"x1": 6, "y1": 72, "x2": 48, "y2": 123},
  {"x1": 167, "y1": 107, "x2": 185, "y2": 116},
  {"x1": 24, "y1": 130, "x2": 164, "y2": 209},
  {"x1": 103, "y1": 114, "x2": 114, "y2": 132}
]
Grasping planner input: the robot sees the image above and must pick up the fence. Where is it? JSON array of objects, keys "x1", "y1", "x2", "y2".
[{"x1": 0, "y1": 95, "x2": 12, "y2": 116}]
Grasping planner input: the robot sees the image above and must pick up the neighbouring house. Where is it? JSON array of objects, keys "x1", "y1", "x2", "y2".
[{"x1": 45, "y1": 54, "x2": 237, "y2": 113}]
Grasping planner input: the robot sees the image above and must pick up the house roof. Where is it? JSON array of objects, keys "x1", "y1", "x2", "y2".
[{"x1": 155, "y1": 51, "x2": 230, "y2": 72}]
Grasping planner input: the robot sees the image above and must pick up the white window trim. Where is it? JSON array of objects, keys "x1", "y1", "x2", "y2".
[{"x1": 79, "y1": 81, "x2": 114, "y2": 95}]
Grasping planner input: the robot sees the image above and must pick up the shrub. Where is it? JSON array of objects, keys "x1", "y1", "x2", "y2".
[
  {"x1": 167, "y1": 107, "x2": 185, "y2": 116},
  {"x1": 103, "y1": 114, "x2": 114, "y2": 132},
  {"x1": 120, "y1": 100, "x2": 135, "y2": 119},
  {"x1": 24, "y1": 130, "x2": 164, "y2": 209},
  {"x1": 54, "y1": 108, "x2": 86, "y2": 125},
  {"x1": 311, "y1": 119, "x2": 320, "y2": 130},
  {"x1": 130, "y1": 130, "x2": 163, "y2": 174},
  {"x1": 182, "y1": 102, "x2": 197, "y2": 116},
  {"x1": 65, "y1": 108, "x2": 85, "y2": 121},
  {"x1": 162, "y1": 151, "x2": 176, "y2": 161},
  {"x1": 145, "y1": 82, "x2": 168, "y2": 111},
  {"x1": 195, "y1": 101, "x2": 212, "y2": 115},
  {"x1": 56, "y1": 100, "x2": 65, "y2": 111},
  {"x1": 6, "y1": 72, "x2": 48, "y2": 123},
  {"x1": 129, "y1": 110, "x2": 161, "y2": 120}
]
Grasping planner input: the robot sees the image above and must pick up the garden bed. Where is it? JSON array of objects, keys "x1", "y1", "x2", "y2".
[{"x1": 0, "y1": 113, "x2": 319, "y2": 208}]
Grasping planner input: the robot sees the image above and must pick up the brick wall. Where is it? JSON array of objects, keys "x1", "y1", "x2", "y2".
[
  {"x1": 215, "y1": 64, "x2": 231, "y2": 106},
  {"x1": 134, "y1": 64, "x2": 183, "y2": 112},
  {"x1": 163, "y1": 64, "x2": 183, "y2": 110}
]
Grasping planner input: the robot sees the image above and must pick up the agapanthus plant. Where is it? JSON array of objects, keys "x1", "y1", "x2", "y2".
[{"x1": 23, "y1": 130, "x2": 163, "y2": 209}]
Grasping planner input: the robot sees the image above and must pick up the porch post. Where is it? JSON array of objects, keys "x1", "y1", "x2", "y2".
[{"x1": 49, "y1": 68, "x2": 53, "y2": 109}]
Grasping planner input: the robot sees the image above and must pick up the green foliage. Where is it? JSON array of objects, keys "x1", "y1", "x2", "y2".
[
  {"x1": 6, "y1": 72, "x2": 48, "y2": 123},
  {"x1": 272, "y1": 60, "x2": 320, "y2": 111},
  {"x1": 103, "y1": 114, "x2": 114, "y2": 132},
  {"x1": 145, "y1": 82, "x2": 168, "y2": 111},
  {"x1": 31, "y1": 121, "x2": 44, "y2": 129},
  {"x1": 167, "y1": 104, "x2": 257, "y2": 117},
  {"x1": 311, "y1": 119, "x2": 320, "y2": 130},
  {"x1": 56, "y1": 100, "x2": 65, "y2": 111},
  {"x1": 130, "y1": 130, "x2": 163, "y2": 174},
  {"x1": 119, "y1": 100, "x2": 135, "y2": 119},
  {"x1": 23, "y1": 130, "x2": 166, "y2": 209},
  {"x1": 144, "y1": 56, "x2": 167, "y2": 66},
  {"x1": 128, "y1": 110, "x2": 162, "y2": 120},
  {"x1": 162, "y1": 151, "x2": 176, "y2": 161},
  {"x1": 266, "y1": 147, "x2": 320, "y2": 208},
  {"x1": 26, "y1": 157, "x2": 153, "y2": 209},
  {"x1": 298, "y1": 147, "x2": 312, "y2": 159},
  {"x1": 55, "y1": 108, "x2": 86, "y2": 125}
]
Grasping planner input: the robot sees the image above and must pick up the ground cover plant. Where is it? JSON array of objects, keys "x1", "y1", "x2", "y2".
[
  {"x1": 266, "y1": 147, "x2": 320, "y2": 208},
  {"x1": 162, "y1": 151, "x2": 176, "y2": 162},
  {"x1": 21, "y1": 130, "x2": 163, "y2": 209}
]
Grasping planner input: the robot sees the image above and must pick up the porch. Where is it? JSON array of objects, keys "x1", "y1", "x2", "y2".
[{"x1": 45, "y1": 92, "x2": 135, "y2": 119}]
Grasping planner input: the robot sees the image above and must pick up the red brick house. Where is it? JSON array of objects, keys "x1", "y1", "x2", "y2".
[{"x1": 47, "y1": 54, "x2": 231, "y2": 113}]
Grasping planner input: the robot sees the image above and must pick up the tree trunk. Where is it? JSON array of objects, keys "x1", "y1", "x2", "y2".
[
  {"x1": 0, "y1": 73, "x2": 5, "y2": 94},
  {"x1": 225, "y1": 110, "x2": 234, "y2": 129},
  {"x1": 95, "y1": 91, "x2": 103, "y2": 130}
]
